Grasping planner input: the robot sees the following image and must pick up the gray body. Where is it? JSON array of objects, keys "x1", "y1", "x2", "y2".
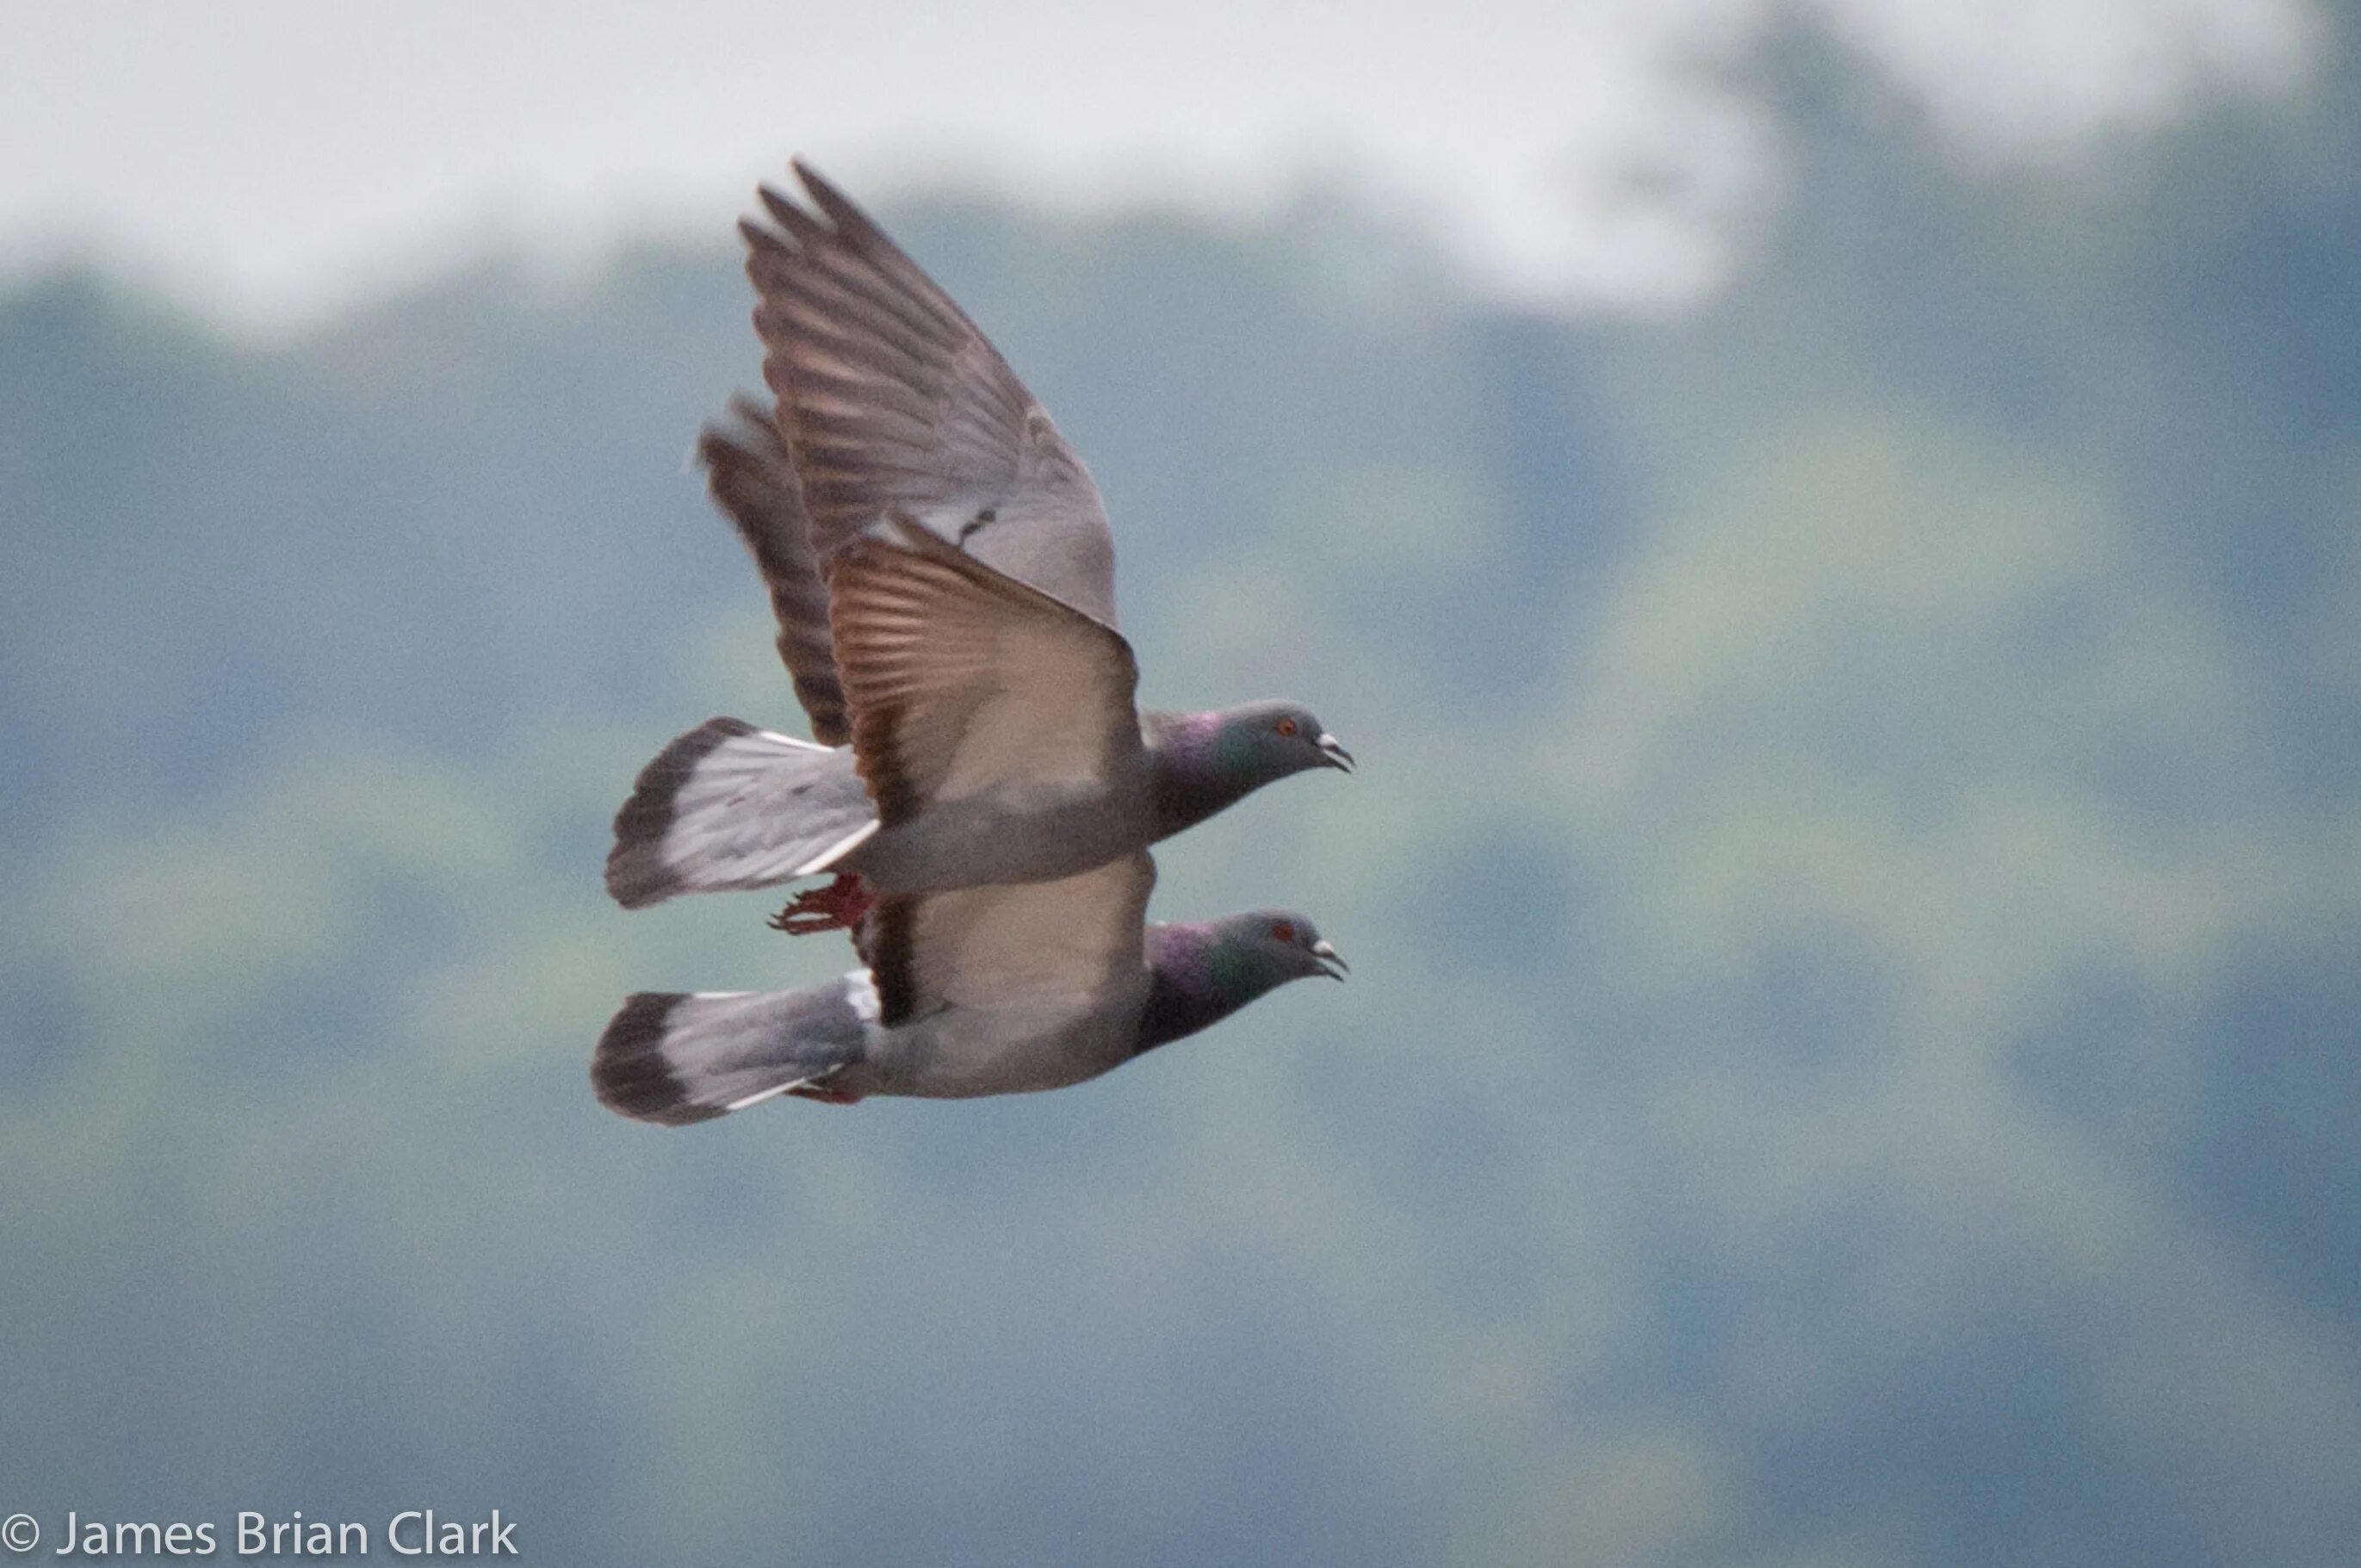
[
  {"x1": 860, "y1": 964, "x2": 1156, "y2": 1100},
  {"x1": 848, "y1": 760, "x2": 1153, "y2": 894}
]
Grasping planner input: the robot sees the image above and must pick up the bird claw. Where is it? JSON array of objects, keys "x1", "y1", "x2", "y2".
[{"x1": 766, "y1": 871, "x2": 876, "y2": 935}]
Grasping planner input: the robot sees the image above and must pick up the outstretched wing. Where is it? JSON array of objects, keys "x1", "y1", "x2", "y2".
[
  {"x1": 695, "y1": 395, "x2": 849, "y2": 746},
  {"x1": 869, "y1": 852, "x2": 1156, "y2": 1026},
  {"x1": 741, "y1": 161, "x2": 1120, "y2": 627},
  {"x1": 827, "y1": 518, "x2": 1139, "y2": 827}
]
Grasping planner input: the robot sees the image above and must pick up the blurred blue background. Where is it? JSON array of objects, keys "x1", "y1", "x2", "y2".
[{"x1": 3, "y1": 3, "x2": 2358, "y2": 1565}]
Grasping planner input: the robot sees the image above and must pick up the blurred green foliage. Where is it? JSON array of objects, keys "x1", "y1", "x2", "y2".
[{"x1": 3, "y1": 25, "x2": 2358, "y2": 1568}]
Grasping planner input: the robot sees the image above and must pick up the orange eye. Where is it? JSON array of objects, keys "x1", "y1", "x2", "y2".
[
  {"x1": 1275, "y1": 717, "x2": 1298, "y2": 737},
  {"x1": 1271, "y1": 921, "x2": 1296, "y2": 943}
]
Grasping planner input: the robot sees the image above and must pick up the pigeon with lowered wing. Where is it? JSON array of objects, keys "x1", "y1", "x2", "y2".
[{"x1": 593, "y1": 848, "x2": 1345, "y2": 1117}]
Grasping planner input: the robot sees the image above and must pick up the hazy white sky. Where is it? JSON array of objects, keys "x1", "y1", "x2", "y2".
[{"x1": 0, "y1": 0, "x2": 2315, "y2": 331}]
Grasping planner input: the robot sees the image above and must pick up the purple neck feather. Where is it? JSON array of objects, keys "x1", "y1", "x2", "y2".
[
  {"x1": 1145, "y1": 710, "x2": 1255, "y2": 841},
  {"x1": 1136, "y1": 922, "x2": 1253, "y2": 1052}
]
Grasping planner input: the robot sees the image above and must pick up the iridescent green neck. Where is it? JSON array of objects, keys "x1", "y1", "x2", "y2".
[
  {"x1": 1143, "y1": 710, "x2": 1263, "y2": 842},
  {"x1": 1137, "y1": 921, "x2": 1280, "y2": 1051}
]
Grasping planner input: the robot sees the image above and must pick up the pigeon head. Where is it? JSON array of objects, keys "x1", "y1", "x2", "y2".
[
  {"x1": 1212, "y1": 699, "x2": 1354, "y2": 778},
  {"x1": 1136, "y1": 910, "x2": 1346, "y2": 1053},
  {"x1": 1206, "y1": 908, "x2": 1349, "y2": 987}
]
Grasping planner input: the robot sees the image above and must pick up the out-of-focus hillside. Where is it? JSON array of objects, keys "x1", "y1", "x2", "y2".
[{"x1": 2, "y1": 32, "x2": 2357, "y2": 1568}]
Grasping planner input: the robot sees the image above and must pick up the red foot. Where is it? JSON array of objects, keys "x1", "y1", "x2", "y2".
[
  {"x1": 767, "y1": 871, "x2": 877, "y2": 935},
  {"x1": 788, "y1": 1083, "x2": 864, "y2": 1105}
]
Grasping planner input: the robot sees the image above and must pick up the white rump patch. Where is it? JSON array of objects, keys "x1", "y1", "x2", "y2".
[{"x1": 842, "y1": 970, "x2": 881, "y2": 1026}]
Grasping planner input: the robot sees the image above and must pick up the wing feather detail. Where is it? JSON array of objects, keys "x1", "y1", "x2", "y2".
[
  {"x1": 827, "y1": 519, "x2": 1139, "y2": 828},
  {"x1": 694, "y1": 397, "x2": 849, "y2": 746},
  {"x1": 871, "y1": 853, "x2": 1156, "y2": 1026},
  {"x1": 739, "y1": 162, "x2": 1120, "y2": 626}
]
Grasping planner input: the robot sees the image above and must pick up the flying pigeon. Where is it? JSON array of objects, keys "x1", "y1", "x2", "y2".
[
  {"x1": 604, "y1": 165, "x2": 1351, "y2": 923},
  {"x1": 592, "y1": 850, "x2": 1345, "y2": 1117}
]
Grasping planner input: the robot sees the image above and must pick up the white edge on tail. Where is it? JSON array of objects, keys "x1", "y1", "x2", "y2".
[{"x1": 792, "y1": 817, "x2": 883, "y2": 877}]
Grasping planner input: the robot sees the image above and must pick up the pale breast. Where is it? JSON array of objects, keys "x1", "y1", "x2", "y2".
[{"x1": 871, "y1": 973, "x2": 1151, "y2": 1100}]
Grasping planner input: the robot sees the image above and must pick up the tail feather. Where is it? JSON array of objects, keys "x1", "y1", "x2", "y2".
[
  {"x1": 592, "y1": 977, "x2": 873, "y2": 1125},
  {"x1": 605, "y1": 717, "x2": 879, "y2": 908}
]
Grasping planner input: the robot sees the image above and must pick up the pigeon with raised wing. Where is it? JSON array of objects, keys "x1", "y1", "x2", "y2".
[{"x1": 604, "y1": 165, "x2": 1350, "y2": 920}]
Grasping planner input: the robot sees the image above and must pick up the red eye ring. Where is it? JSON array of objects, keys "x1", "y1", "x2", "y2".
[
  {"x1": 1275, "y1": 717, "x2": 1298, "y2": 738},
  {"x1": 1271, "y1": 920, "x2": 1296, "y2": 943}
]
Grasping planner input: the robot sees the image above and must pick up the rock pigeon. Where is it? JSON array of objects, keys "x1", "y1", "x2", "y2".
[
  {"x1": 604, "y1": 164, "x2": 1351, "y2": 918},
  {"x1": 592, "y1": 850, "x2": 1345, "y2": 1118}
]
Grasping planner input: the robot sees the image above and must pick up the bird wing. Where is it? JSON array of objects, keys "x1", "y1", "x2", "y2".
[
  {"x1": 741, "y1": 160, "x2": 1120, "y2": 628},
  {"x1": 827, "y1": 518, "x2": 1139, "y2": 827},
  {"x1": 695, "y1": 395, "x2": 850, "y2": 745},
  {"x1": 869, "y1": 852, "x2": 1156, "y2": 1026}
]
